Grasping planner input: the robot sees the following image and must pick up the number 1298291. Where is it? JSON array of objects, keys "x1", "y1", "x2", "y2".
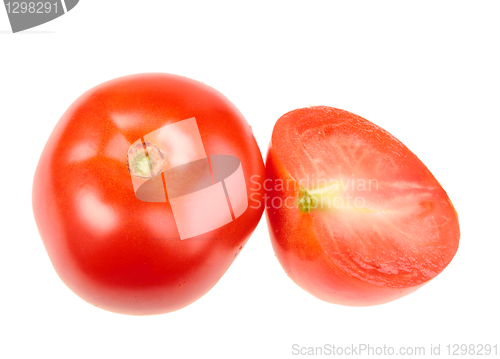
[{"x1": 5, "y1": 2, "x2": 59, "y2": 14}]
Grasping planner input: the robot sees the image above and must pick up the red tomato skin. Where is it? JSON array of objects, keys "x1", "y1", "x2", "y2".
[
  {"x1": 33, "y1": 74, "x2": 265, "y2": 315},
  {"x1": 265, "y1": 107, "x2": 459, "y2": 306}
]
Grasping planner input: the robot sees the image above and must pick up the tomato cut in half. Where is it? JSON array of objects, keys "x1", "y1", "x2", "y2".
[
  {"x1": 32, "y1": 74, "x2": 265, "y2": 315},
  {"x1": 265, "y1": 106, "x2": 460, "y2": 306}
]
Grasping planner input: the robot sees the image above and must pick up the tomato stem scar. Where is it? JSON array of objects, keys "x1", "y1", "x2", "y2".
[{"x1": 127, "y1": 142, "x2": 166, "y2": 179}]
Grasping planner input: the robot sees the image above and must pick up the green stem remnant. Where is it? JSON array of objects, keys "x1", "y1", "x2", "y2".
[
  {"x1": 127, "y1": 142, "x2": 166, "y2": 179},
  {"x1": 297, "y1": 182, "x2": 341, "y2": 213}
]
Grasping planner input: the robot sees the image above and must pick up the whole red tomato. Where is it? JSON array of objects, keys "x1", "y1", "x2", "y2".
[
  {"x1": 33, "y1": 73, "x2": 265, "y2": 315},
  {"x1": 265, "y1": 106, "x2": 460, "y2": 306}
]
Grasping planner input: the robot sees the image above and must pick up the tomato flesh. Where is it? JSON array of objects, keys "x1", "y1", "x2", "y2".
[{"x1": 266, "y1": 106, "x2": 459, "y2": 305}]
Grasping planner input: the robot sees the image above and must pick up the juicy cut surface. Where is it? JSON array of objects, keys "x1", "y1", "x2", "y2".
[{"x1": 272, "y1": 107, "x2": 460, "y2": 288}]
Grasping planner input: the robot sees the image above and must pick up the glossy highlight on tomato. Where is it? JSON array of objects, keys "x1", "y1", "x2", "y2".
[
  {"x1": 265, "y1": 106, "x2": 460, "y2": 306},
  {"x1": 32, "y1": 73, "x2": 265, "y2": 315}
]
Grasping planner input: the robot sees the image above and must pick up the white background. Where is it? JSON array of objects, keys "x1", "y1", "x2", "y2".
[{"x1": 1, "y1": 1, "x2": 499, "y2": 358}]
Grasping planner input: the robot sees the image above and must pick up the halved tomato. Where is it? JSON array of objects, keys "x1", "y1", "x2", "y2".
[{"x1": 265, "y1": 106, "x2": 460, "y2": 306}]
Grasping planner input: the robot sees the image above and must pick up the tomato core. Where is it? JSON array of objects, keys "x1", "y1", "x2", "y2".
[{"x1": 298, "y1": 181, "x2": 342, "y2": 213}]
